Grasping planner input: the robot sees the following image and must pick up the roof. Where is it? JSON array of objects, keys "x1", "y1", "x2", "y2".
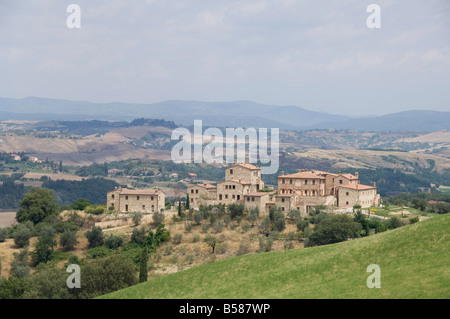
[
  {"x1": 279, "y1": 171, "x2": 325, "y2": 179},
  {"x1": 109, "y1": 188, "x2": 164, "y2": 196},
  {"x1": 339, "y1": 173, "x2": 359, "y2": 180},
  {"x1": 244, "y1": 192, "x2": 270, "y2": 197},
  {"x1": 189, "y1": 183, "x2": 216, "y2": 190},
  {"x1": 339, "y1": 184, "x2": 375, "y2": 191},
  {"x1": 230, "y1": 163, "x2": 260, "y2": 170},
  {"x1": 218, "y1": 179, "x2": 252, "y2": 185}
]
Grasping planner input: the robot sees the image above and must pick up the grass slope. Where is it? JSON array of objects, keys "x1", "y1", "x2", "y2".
[{"x1": 101, "y1": 214, "x2": 450, "y2": 299}]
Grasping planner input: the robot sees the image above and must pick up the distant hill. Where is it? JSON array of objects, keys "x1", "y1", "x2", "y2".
[
  {"x1": 0, "y1": 97, "x2": 347, "y2": 129},
  {"x1": 0, "y1": 97, "x2": 448, "y2": 132},
  {"x1": 100, "y1": 214, "x2": 450, "y2": 299},
  {"x1": 310, "y1": 110, "x2": 450, "y2": 132}
]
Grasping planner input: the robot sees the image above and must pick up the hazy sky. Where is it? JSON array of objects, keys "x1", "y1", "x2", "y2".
[{"x1": 1, "y1": 0, "x2": 449, "y2": 116}]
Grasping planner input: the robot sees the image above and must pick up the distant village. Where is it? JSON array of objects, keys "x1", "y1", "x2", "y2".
[{"x1": 107, "y1": 163, "x2": 380, "y2": 216}]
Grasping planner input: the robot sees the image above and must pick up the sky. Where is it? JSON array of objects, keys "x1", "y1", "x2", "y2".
[{"x1": 0, "y1": 0, "x2": 449, "y2": 116}]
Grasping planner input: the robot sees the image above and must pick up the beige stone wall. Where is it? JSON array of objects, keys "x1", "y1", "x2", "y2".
[
  {"x1": 118, "y1": 193, "x2": 165, "y2": 213},
  {"x1": 278, "y1": 177, "x2": 325, "y2": 196},
  {"x1": 275, "y1": 195, "x2": 295, "y2": 213},
  {"x1": 106, "y1": 190, "x2": 121, "y2": 210},
  {"x1": 217, "y1": 181, "x2": 249, "y2": 204},
  {"x1": 188, "y1": 185, "x2": 217, "y2": 207},
  {"x1": 244, "y1": 194, "x2": 270, "y2": 214},
  {"x1": 225, "y1": 165, "x2": 264, "y2": 191},
  {"x1": 337, "y1": 188, "x2": 378, "y2": 208}
]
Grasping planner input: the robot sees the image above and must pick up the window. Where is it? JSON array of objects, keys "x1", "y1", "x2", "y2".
[
  {"x1": 142, "y1": 205, "x2": 146, "y2": 210},
  {"x1": 339, "y1": 180, "x2": 343, "y2": 184},
  {"x1": 304, "y1": 190, "x2": 307, "y2": 196},
  {"x1": 225, "y1": 195, "x2": 228, "y2": 199},
  {"x1": 247, "y1": 197, "x2": 250, "y2": 202},
  {"x1": 230, "y1": 169, "x2": 233, "y2": 175},
  {"x1": 125, "y1": 196, "x2": 128, "y2": 200},
  {"x1": 304, "y1": 180, "x2": 308, "y2": 185},
  {"x1": 137, "y1": 196, "x2": 140, "y2": 200},
  {"x1": 125, "y1": 205, "x2": 128, "y2": 212},
  {"x1": 290, "y1": 179, "x2": 292, "y2": 184},
  {"x1": 196, "y1": 190, "x2": 198, "y2": 194},
  {"x1": 252, "y1": 197, "x2": 255, "y2": 202},
  {"x1": 232, "y1": 195, "x2": 235, "y2": 199},
  {"x1": 219, "y1": 194, "x2": 223, "y2": 200},
  {"x1": 346, "y1": 202, "x2": 349, "y2": 205},
  {"x1": 225, "y1": 185, "x2": 228, "y2": 189},
  {"x1": 282, "y1": 198, "x2": 285, "y2": 203},
  {"x1": 191, "y1": 189, "x2": 194, "y2": 193},
  {"x1": 237, "y1": 195, "x2": 240, "y2": 200},
  {"x1": 111, "y1": 194, "x2": 115, "y2": 199},
  {"x1": 281, "y1": 207, "x2": 285, "y2": 212},
  {"x1": 346, "y1": 192, "x2": 349, "y2": 196},
  {"x1": 233, "y1": 185, "x2": 236, "y2": 190},
  {"x1": 312, "y1": 180, "x2": 316, "y2": 185},
  {"x1": 151, "y1": 196, "x2": 154, "y2": 201},
  {"x1": 151, "y1": 205, "x2": 155, "y2": 212}
]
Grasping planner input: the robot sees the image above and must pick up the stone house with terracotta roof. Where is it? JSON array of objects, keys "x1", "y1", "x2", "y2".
[{"x1": 107, "y1": 187, "x2": 165, "y2": 213}]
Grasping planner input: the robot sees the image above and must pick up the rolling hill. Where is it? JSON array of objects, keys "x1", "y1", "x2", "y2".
[{"x1": 100, "y1": 214, "x2": 450, "y2": 299}]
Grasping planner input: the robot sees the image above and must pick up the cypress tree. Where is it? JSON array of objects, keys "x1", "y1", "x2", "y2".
[{"x1": 139, "y1": 247, "x2": 148, "y2": 283}]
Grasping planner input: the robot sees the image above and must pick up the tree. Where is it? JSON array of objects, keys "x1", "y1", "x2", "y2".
[
  {"x1": 287, "y1": 209, "x2": 300, "y2": 221},
  {"x1": 31, "y1": 232, "x2": 57, "y2": 267},
  {"x1": 78, "y1": 254, "x2": 138, "y2": 299},
  {"x1": 152, "y1": 211, "x2": 165, "y2": 227},
  {"x1": 178, "y1": 200, "x2": 182, "y2": 217},
  {"x1": 104, "y1": 234, "x2": 124, "y2": 249},
  {"x1": 0, "y1": 227, "x2": 8, "y2": 242},
  {"x1": 248, "y1": 207, "x2": 259, "y2": 226},
  {"x1": 306, "y1": 214, "x2": 362, "y2": 247},
  {"x1": 229, "y1": 203, "x2": 245, "y2": 219},
  {"x1": 269, "y1": 206, "x2": 286, "y2": 232},
  {"x1": 139, "y1": 247, "x2": 148, "y2": 283},
  {"x1": 59, "y1": 160, "x2": 63, "y2": 173},
  {"x1": 59, "y1": 230, "x2": 79, "y2": 251},
  {"x1": 13, "y1": 224, "x2": 32, "y2": 248},
  {"x1": 85, "y1": 226, "x2": 104, "y2": 248},
  {"x1": 16, "y1": 188, "x2": 59, "y2": 224},
  {"x1": 186, "y1": 193, "x2": 190, "y2": 210},
  {"x1": 10, "y1": 248, "x2": 30, "y2": 278},
  {"x1": 71, "y1": 198, "x2": 91, "y2": 211},
  {"x1": 131, "y1": 212, "x2": 143, "y2": 226},
  {"x1": 203, "y1": 234, "x2": 217, "y2": 254},
  {"x1": 0, "y1": 276, "x2": 28, "y2": 299}
]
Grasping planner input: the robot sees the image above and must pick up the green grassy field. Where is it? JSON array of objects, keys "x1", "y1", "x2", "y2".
[{"x1": 101, "y1": 214, "x2": 450, "y2": 299}]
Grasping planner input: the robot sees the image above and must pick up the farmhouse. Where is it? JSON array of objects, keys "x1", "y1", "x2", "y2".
[
  {"x1": 107, "y1": 186, "x2": 165, "y2": 213},
  {"x1": 188, "y1": 164, "x2": 380, "y2": 216}
]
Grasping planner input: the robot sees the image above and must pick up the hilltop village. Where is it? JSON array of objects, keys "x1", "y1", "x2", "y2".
[{"x1": 107, "y1": 163, "x2": 380, "y2": 216}]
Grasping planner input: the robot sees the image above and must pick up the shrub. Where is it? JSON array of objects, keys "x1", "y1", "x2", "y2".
[
  {"x1": 213, "y1": 220, "x2": 225, "y2": 233},
  {"x1": 192, "y1": 233, "x2": 200, "y2": 243},
  {"x1": 86, "y1": 246, "x2": 113, "y2": 259},
  {"x1": 130, "y1": 227, "x2": 147, "y2": 246},
  {"x1": 236, "y1": 241, "x2": 251, "y2": 256},
  {"x1": 14, "y1": 224, "x2": 32, "y2": 248},
  {"x1": 10, "y1": 248, "x2": 30, "y2": 278},
  {"x1": 269, "y1": 206, "x2": 286, "y2": 232},
  {"x1": 164, "y1": 244, "x2": 173, "y2": 256},
  {"x1": 104, "y1": 234, "x2": 124, "y2": 250},
  {"x1": 131, "y1": 212, "x2": 143, "y2": 226},
  {"x1": 71, "y1": 198, "x2": 91, "y2": 211},
  {"x1": 409, "y1": 216, "x2": 420, "y2": 224},
  {"x1": 152, "y1": 211, "x2": 165, "y2": 226},
  {"x1": 193, "y1": 211, "x2": 203, "y2": 225},
  {"x1": 85, "y1": 226, "x2": 104, "y2": 248},
  {"x1": 172, "y1": 233, "x2": 183, "y2": 245},
  {"x1": 248, "y1": 207, "x2": 259, "y2": 226},
  {"x1": 257, "y1": 237, "x2": 274, "y2": 253},
  {"x1": 59, "y1": 230, "x2": 79, "y2": 251},
  {"x1": 185, "y1": 254, "x2": 194, "y2": 264},
  {"x1": 203, "y1": 234, "x2": 217, "y2": 253},
  {"x1": 284, "y1": 240, "x2": 294, "y2": 250},
  {"x1": 241, "y1": 221, "x2": 250, "y2": 233},
  {"x1": 0, "y1": 228, "x2": 8, "y2": 242},
  {"x1": 306, "y1": 215, "x2": 362, "y2": 247},
  {"x1": 229, "y1": 203, "x2": 245, "y2": 219},
  {"x1": 84, "y1": 205, "x2": 105, "y2": 215},
  {"x1": 388, "y1": 216, "x2": 404, "y2": 229},
  {"x1": 216, "y1": 242, "x2": 228, "y2": 254},
  {"x1": 31, "y1": 235, "x2": 57, "y2": 267},
  {"x1": 287, "y1": 209, "x2": 301, "y2": 221},
  {"x1": 185, "y1": 222, "x2": 193, "y2": 233},
  {"x1": 296, "y1": 218, "x2": 309, "y2": 232},
  {"x1": 201, "y1": 223, "x2": 210, "y2": 233}
]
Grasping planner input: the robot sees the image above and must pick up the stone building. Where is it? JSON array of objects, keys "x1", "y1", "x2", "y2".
[
  {"x1": 188, "y1": 182, "x2": 217, "y2": 207},
  {"x1": 107, "y1": 187, "x2": 165, "y2": 213},
  {"x1": 244, "y1": 192, "x2": 270, "y2": 213}
]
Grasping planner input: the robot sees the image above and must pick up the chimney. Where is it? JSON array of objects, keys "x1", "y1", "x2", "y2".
[
  {"x1": 373, "y1": 182, "x2": 376, "y2": 187},
  {"x1": 312, "y1": 170, "x2": 315, "y2": 174},
  {"x1": 355, "y1": 172, "x2": 359, "y2": 178},
  {"x1": 338, "y1": 170, "x2": 341, "y2": 174},
  {"x1": 297, "y1": 169, "x2": 300, "y2": 173},
  {"x1": 281, "y1": 171, "x2": 284, "y2": 176}
]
